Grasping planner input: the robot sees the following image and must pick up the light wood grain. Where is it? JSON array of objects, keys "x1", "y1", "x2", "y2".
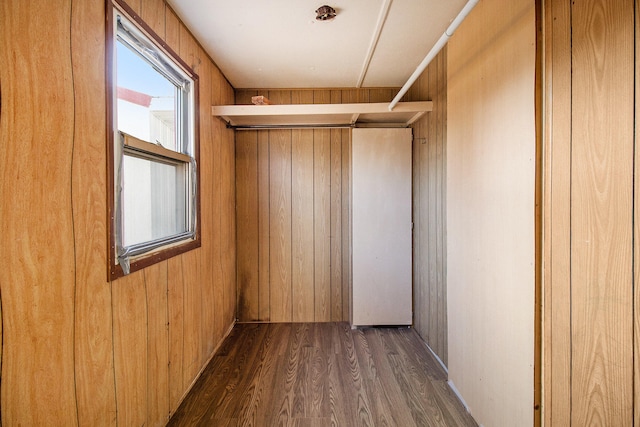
[
  {"x1": 1, "y1": 0, "x2": 237, "y2": 425},
  {"x1": 70, "y1": 0, "x2": 118, "y2": 424},
  {"x1": 405, "y1": 48, "x2": 448, "y2": 365},
  {"x1": 258, "y1": 129, "x2": 272, "y2": 321},
  {"x1": 542, "y1": 0, "x2": 572, "y2": 424},
  {"x1": 211, "y1": 103, "x2": 226, "y2": 350},
  {"x1": 269, "y1": 129, "x2": 293, "y2": 322},
  {"x1": 341, "y1": 127, "x2": 352, "y2": 322},
  {"x1": 144, "y1": 262, "x2": 170, "y2": 426},
  {"x1": 314, "y1": 128, "x2": 332, "y2": 322},
  {"x1": 237, "y1": 130, "x2": 260, "y2": 320},
  {"x1": 222, "y1": 121, "x2": 238, "y2": 330},
  {"x1": 167, "y1": 255, "x2": 186, "y2": 413},
  {"x1": 0, "y1": 1, "x2": 78, "y2": 424},
  {"x1": 330, "y1": 126, "x2": 343, "y2": 321},
  {"x1": 168, "y1": 323, "x2": 477, "y2": 426},
  {"x1": 234, "y1": 88, "x2": 398, "y2": 323},
  {"x1": 636, "y1": 0, "x2": 640, "y2": 424},
  {"x1": 571, "y1": 0, "x2": 634, "y2": 424},
  {"x1": 447, "y1": 0, "x2": 536, "y2": 425},
  {"x1": 112, "y1": 272, "x2": 148, "y2": 426},
  {"x1": 140, "y1": 0, "x2": 165, "y2": 38},
  {"x1": 269, "y1": 90, "x2": 294, "y2": 322},
  {"x1": 292, "y1": 128, "x2": 315, "y2": 322}
]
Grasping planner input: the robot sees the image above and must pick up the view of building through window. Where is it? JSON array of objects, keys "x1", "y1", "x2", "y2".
[
  {"x1": 116, "y1": 39, "x2": 177, "y2": 149},
  {"x1": 111, "y1": 10, "x2": 197, "y2": 275}
]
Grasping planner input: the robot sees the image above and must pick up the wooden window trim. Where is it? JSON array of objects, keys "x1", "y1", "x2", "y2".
[{"x1": 106, "y1": 0, "x2": 201, "y2": 280}]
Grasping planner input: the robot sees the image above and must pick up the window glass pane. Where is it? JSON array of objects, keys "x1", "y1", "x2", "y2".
[
  {"x1": 122, "y1": 154, "x2": 187, "y2": 247},
  {"x1": 116, "y1": 39, "x2": 177, "y2": 151}
]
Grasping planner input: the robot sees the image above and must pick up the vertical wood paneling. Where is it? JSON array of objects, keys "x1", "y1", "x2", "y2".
[
  {"x1": 314, "y1": 127, "x2": 332, "y2": 322},
  {"x1": 199, "y1": 57, "x2": 216, "y2": 359},
  {"x1": 290, "y1": 91, "x2": 315, "y2": 322},
  {"x1": 167, "y1": 255, "x2": 185, "y2": 413},
  {"x1": 70, "y1": 0, "x2": 118, "y2": 424},
  {"x1": 406, "y1": 48, "x2": 448, "y2": 365},
  {"x1": 434, "y1": 49, "x2": 446, "y2": 363},
  {"x1": 181, "y1": 249, "x2": 203, "y2": 385},
  {"x1": 0, "y1": 2, "x2": 78, "y2": 424},
  {"x1": 447, "y1": 0, "x2": 536, "y2": 425},
  {"x1": 144, "y1": 263, "x2": 170, "y2": 426},
  {"x1": 235, "y1": 92, "x2": 258, "y2": 320},
  {"x1": 635, "y1": 1, "x2": 640, "y2": 424},
  {"x1": 341, "y1": 127, "x2": 352, "y2": 322},
  {"x1": 234, "y1": 88, "x2": 386, "y2": 322},
  {"x1": 164, "y1": 7, "x2": 180, "y2": 51},
  {"x1": 236, "y1": 130, "x2": 260, "y2": 320},
  {"x1": 571, "y1": 0, "x2": 634, "y2": 424},
  {"x1": 545, "y1": 0, "x2": 639, "y2": 423},
  {"x1": 258, "y1": 130, "x2": 272, "y2": 321},
  {"x1": 542, "y1": 0, "x2": 572, "y2": 424},
  {"x1": 269, "y1": 128, "x2": 293, "y2": 322},
  {"x1": 330, "y1": 127, "x2": 343, "y2": 321},
  {"x1": 1, "y1": 0, "x2": 237, "y2": 425},
  {"x1": 269, "y1": 91, "x2": 293, "y2": 322},
  {"x1": 314, "y1": 90, "x2": 332, "y2": 322},
  {"x1": 329, "y1": 90, "x2": 343, "y2": 321},
  {"x1": 221, "y1": 121, "x2": 237, "y2": 329},
  {"x1": 112, "y1": 272, "x2": 148, "y2": 427},
  {"x1": 140, "y1": 0, "x2": 164, "y2": 37},
  {"x1": 427, "y1": 50, "x2": 439, "y2": 357},
  {"x1": 292, "y1": 128, "x2": 315, "y2": 321}
]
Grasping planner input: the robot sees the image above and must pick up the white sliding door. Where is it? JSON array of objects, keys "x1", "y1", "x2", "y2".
[{"x1": 351, "y1": 128, "x2": 412, "y2": 326}]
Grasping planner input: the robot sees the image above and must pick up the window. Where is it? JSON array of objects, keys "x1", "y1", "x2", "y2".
[{"x1": 108, "y1": 0, "x2": 200, "y2": 279}]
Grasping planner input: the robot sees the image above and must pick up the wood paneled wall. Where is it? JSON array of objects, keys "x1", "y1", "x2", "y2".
[
  {"x1": 447, "y1": 0, "x2": 536, "y2": 425},
  {"x1": 0, "y1": 0, "x2": 236, "y2": 425},
  {"x1": 543, "y1": 0, "x2": 635, "y2": 424},
  {"x1": 235, "y1": 88, "x2": 397, "y2": 322},
  {"x1": 404, "y1": 50, "x2": 448, "y2": 366}
]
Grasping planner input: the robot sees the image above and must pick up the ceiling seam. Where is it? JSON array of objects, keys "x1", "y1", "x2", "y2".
[{"x1": 356, "y1": 0, "x2": 393, "y2": 88}]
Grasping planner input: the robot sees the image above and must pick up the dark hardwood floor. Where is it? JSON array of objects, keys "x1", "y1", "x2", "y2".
[{"x1": 168, "y1": 323, "x2": 478, "y2": 426}]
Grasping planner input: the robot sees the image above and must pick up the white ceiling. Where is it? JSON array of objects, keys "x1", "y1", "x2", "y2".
[{"x1": 167, "y1": 0, "x2": 468, "y2": 89}]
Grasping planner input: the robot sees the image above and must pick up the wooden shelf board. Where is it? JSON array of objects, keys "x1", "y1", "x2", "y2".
[{"x1": 211, "y1": 101, "x2": 432, "y2": 128}]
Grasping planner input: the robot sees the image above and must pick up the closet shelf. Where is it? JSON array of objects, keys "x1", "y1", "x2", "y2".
[{"x1": 211, "y1": 101, "x2": 432, "y2": 129}]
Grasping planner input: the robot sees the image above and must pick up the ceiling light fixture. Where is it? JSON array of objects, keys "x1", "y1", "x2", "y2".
[{"x1": 315, "y1": 5, "x2": 337, "y2": 21}]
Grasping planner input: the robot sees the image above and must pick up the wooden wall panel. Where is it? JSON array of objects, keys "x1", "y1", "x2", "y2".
[
  {"x1": 314, "y1": 127, "x2": 332, "y2": 321},
  {"x1": 0, "y1": 2, "x2": 78, "y2": 424},
  {"x1": 314, "y1": 88, "x2": 332, "y2": 322},
  {"x1": 543, "y1": 0, "x2": 638, "y2": 424},
  {"x1": 447, "y1": 0, "x2": 536, "y2": 425},
  {"x1": 221, "y1": 85, "x2": 237, "y2": 332},
  {"x1": 330, "y1": 129, "x2": 343, "y2": 321},
  {"x1": 269, "y1": 128, "x2": 293, "y2": 322},
  {"x1": 145, "y1": 263, "x2": 170, "y2": 426},
  {"x1": 70, "y1": 0, "x2": 118, "y2": 424},
  {"x1": 258, "y1": 130, "x2": 272, "y2": 321},
  {"x1": 542, "y1": 1, "x2": 572, "y2": 424},
  {"x1": 571, "y1": 1, "x2": 634, "y2": 423},
  {"x1": 636, "y1": 1, "x2": 640, "y2": 425},
  {"x1": 167, "y1": 255, "x2": 186, "y2": 413},
  {"x1": 235, "y1": 88, "x2": 396, "y2": 322},
  {"x1": 112, "y1": 272, "x2": 148, "y2": 427},
  {"x1": 199, "y1": 57, "x2": 216, "y2": 361},
  {"x1": 236, "y1": 130, "x2": 260, "y2": 320},
  {"x1": 405, "y1": 48, "x2": 448, "y2": 365},
  {"x1": 0, "y1": 0, "x2": 237, "y2": 424},
  {"x1": 292, "y1": 129, "x2": 315, "y2": 322}
]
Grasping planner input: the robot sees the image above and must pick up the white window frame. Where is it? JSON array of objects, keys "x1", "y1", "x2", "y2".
[{"x1": 108, "y1": 0, "x2": 200, "y2": 279}]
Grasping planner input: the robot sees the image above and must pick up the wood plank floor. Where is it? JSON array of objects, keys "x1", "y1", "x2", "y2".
[{"x1": 168, "y1": 323, "x2": 478, "y2": 426}]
